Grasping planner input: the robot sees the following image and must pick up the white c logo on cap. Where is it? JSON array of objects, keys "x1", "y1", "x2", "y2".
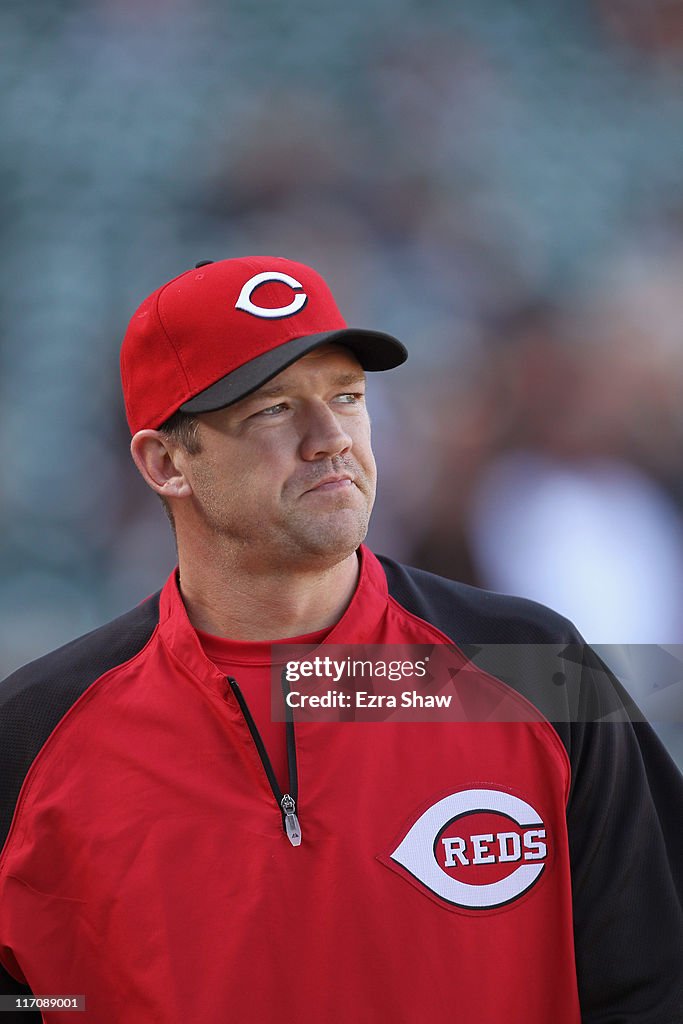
[{"x1": 235, "y1": 271, "x2": 308, "y2": 319}]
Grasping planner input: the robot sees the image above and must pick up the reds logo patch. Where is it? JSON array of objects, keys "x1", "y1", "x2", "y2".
[
  {"x1": 235, "y1": 271, "x2": 308, "y2": 319},
  {"x1": 382, "y1": 788, "x2": 550, "y2": 912}
]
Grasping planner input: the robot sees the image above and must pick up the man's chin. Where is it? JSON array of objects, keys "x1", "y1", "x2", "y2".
[{"x1": 284, "y1": 511, "x2": 370, "y2": 565}]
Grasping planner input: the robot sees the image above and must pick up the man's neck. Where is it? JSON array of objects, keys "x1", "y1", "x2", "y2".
[{"x1": 176, "y1": 549, "x2": 361, "y2": 641}]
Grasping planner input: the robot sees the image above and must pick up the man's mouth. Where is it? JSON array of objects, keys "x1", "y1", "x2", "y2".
[{"x1": 303, "y1": 474, "x2": 354, "y2": 494}]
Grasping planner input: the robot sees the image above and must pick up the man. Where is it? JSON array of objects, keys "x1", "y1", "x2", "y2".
[{"x1": 0, "y1": 256, "x2": 681, "y2": 1023}]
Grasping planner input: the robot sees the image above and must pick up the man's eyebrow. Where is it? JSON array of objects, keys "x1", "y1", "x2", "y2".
[
  {"x1": 249, "y1": 383, "x2": 287, "y2": 399},
  {"x1": 329, "y1": 371, "x2": 367, "y2": 388},
  {"x1": 250, "y1": 371, "x2": 366, "y2": 401}
]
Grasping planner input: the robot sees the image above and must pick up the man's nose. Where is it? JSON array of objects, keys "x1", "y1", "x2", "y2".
[{"x1": 299, "y1": 403, "x2": 353, "y2": 461}]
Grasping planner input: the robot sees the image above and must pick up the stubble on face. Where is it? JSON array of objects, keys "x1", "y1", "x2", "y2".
[
  {"x1": 278, "y1": 450, "x2": 376, "y2": 561},
  {"x1": 190, "y1": 450, "x2": 375, "y2": 568},
  {"x1": 181, "y1": 348, "x2": 377, "y2": 574}
]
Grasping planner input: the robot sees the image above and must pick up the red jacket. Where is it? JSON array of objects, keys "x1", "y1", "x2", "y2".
[{"x1": 1, "y1": 548, "x2": 682, "y2": 1022}]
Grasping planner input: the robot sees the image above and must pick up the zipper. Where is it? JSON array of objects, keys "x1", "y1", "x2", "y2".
[{"x1": 227, "y1": 675, "x2": 302, "y2": 847}]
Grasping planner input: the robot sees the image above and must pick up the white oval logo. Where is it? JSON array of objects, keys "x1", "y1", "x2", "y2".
[
  {"x1": 235, "y1": 271, "x2": 308, "y2": 319},
  {"x1": 388, "y1": 789, "x2": 548, "y2": 910}
]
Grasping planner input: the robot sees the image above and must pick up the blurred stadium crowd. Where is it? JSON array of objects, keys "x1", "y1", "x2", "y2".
[{"x1": 1, "y1": 0, "x2": 682, "y2": 759}]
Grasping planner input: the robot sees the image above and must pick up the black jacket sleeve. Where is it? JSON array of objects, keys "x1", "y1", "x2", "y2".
[
  {"x1": 565, "y1": 662, "x2": 683, "y2": 1022},
  {"x1": 0, "y1": 595, "x2": 161, "y2": 1012},
  {"x1": 0, "y1": 965, "x2": 40, "y2": 1023}
]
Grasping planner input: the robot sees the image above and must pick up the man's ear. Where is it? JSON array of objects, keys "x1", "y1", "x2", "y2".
[{"x1": 130, "y1": 431, "x2": 194, "y2": 500}]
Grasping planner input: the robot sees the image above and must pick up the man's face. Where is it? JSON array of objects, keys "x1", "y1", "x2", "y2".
[{"x1": 177, "y1": 345, "x2": 377, "y2": 572}]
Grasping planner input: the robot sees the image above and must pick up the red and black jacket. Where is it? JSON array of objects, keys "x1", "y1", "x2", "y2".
[{"x1": 1, "y1": 548, "x2": 682, "y2": 1022}]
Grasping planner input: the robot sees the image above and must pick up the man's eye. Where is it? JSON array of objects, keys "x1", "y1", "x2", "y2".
[
  {"x1": 336, "y1": 392, "x2": 364, "y2": 404},
  {"x1": 255, "y1": 402, "x2": 288, "y2": 417}
]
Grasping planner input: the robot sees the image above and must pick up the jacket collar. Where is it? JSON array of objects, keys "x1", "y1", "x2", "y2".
[{"x1": 156, "y1": 545, "x2": 390, "y2": 688}]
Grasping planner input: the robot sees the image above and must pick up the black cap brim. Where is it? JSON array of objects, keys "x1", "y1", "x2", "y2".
[{"x1": 180, "y1": 328, "x2": 407, "y2": 414}]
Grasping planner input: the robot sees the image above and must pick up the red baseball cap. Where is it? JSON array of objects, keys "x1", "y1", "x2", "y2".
[{"x1": 120, "y1": 255, "x2": 407, "y2": 434}]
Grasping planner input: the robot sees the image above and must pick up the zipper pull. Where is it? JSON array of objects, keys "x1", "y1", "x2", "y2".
[{"x1": 281, "y1": 794, "x2": 302, "y2": 847}]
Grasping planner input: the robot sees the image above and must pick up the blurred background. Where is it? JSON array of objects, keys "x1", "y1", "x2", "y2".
[{"x1": 1, "y1": 0, "x2": 682, "y2": 763}]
